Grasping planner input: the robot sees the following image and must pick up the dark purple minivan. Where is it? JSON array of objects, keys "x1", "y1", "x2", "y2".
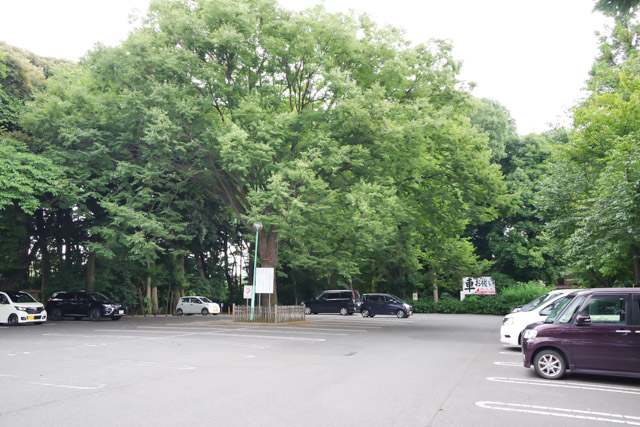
[{"x1": 522, "y1": 288, "x2": 640, "y2": 380}]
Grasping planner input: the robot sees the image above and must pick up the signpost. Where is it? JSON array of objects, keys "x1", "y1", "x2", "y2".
[{"x1": 461, "y1": 276, "x2": 496, "y2": 301}]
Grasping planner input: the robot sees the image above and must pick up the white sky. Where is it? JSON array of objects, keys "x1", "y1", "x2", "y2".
[{"x1": 1, "y1": 0, "x2": 610, "y2": 135}]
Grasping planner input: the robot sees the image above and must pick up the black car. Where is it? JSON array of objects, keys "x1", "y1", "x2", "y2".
[
  {"x1": 360, "y1": 293, "x2": 413, "y2": 318},
  {"x1": 46, "y1": 291, "x2": 126, "y2": 321},
  {"x1": 303, "y1": 290, "x2": 361, "y2": 315}
]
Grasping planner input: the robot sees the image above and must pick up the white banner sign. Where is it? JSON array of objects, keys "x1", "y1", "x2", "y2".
[
  {"x1": 462, "y1": 276, "x2": 496, "y2": 295},
  {"x1": 255, "y1": 267, "x2": 275, "y2": 294},
  {"x1": 243, "y1": 285, "x2": 253, "y2": 299}
]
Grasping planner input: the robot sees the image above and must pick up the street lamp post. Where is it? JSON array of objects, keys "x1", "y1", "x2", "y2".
[{"x1": 249, "y1": 222, "x2": 263, "y2": 321}]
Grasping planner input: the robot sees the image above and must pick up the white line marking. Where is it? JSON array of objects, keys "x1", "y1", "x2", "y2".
[
  {"x1": 487, "y1": 377, "x2": 640, "y2": 395},
  {"x1": 476, "y1": 401, "x2": 640, "y2": 425},
  {"x1": 499, "y1": 351, "x2": 520, "y2": 355},
  {"x1": 493, "y1": 362, "x2": 522, "y2": 367},
  {"x1": 65, "y1": 357, "x2": 196, "y2": 370},
  {"x1": 0, "y1": 374, "x2": 106, "y2": 390}
]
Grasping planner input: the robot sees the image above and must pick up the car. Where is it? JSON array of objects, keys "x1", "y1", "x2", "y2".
[
  {"x1": 303, "y1": 290, "x2": 361, "y2": 315},
  {"x1": 500, "y1": 289, "x2": 575, "y2": 346},
  {"x1": 46, "y1": 290, "x2": 126, "y2": 321},
  {"x1": 522, "y1": 288, "x2": 640, "y2": 380},
  {"x1": 0, "y1": 291, "x2": 47, "y2": 326},
  {"x1": 360, "y1": 293, "x2": 413, "y2": 318},
  {"x1": 175, "y1": 296, "x2": 220, "y2": 316}
]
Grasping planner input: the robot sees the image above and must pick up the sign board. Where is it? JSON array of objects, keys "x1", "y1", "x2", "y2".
[
  {"x1": 462, "y1": 276, "x2": 496, "y2": 295},
  {"x1": 255, "y1": 267, "x2": 275, "y2": 294},
  {"x1": 243, "y1": 285, "x2": 253, "y2": 299},
  {"x1": 412, "y1": 293, "x2": 418, "y2": 301}
]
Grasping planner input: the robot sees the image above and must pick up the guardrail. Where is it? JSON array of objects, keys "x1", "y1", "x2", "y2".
[{"x1": 232, "y1": 304, "x2": 306, "y2": 323}]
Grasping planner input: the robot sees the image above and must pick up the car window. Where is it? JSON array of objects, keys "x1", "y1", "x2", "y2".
[
  {"x1": 316, "y1": 293, "x2": 327, "y2": 301},
  {"x1": 556, "y1": 295, "x2": 586, "y2": 324},
  {"x1": 58, "y1": 292, "x2": 73, "y2": 300},
  {"x1": 327, "y1": 293, "x2": 341, "y2": 300},
  {"x1": 545, "y1": 295, "x2": 577, "y2": 324},
  {"x1": 7, "y1": 292, "x2": 37, "y2": 303},
  {"x1": 201, "y1": 297, "x2": 212, "y2": 303},
  {"x1": 580, "y1": 295, "x2": 627, "y2": 324},
  {"x1": 194, "y1": 298, "x2": 202, "y2": 304},
  {"x1": 388, "y1": 295, "x2": 402, "y2": 303},
  {"x1": 520, "y1": 292, "x2": 554, "y2": 312},
  {"x1": 540, "y1": 299, "x2": 561, "y2": 316},
  {"x1": 340, "y1": 292, "x2": 351, "y2": 299}
]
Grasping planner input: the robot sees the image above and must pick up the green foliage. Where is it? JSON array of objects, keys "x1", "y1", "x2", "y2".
[
  {"x1": 185, "y1": 276, "x2": 229, "y2": 303},
  {"x1": 413, "y1": 281, "x2": 552, "y2": 315}
]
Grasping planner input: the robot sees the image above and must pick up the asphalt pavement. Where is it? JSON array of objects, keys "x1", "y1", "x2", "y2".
[{"x1": 1, "y1": 313, "x2": 638, "y2": 426}]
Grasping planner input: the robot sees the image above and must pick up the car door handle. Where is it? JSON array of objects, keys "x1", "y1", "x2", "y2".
[{"x1": 615, "y1": 329, "x2": 632, "y2": 333}]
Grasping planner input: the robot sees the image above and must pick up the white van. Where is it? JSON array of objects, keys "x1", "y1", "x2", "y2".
[
  {"x1": 500, "y1": 289, "x2": 575, "y2": 347},
  {"x1": 0, "y1": 291, "x2": 47, "y2": 326}
]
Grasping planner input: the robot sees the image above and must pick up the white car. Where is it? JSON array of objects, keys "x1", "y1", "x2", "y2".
[
  {"x1": 176, "y1": 296, "x2": 220, "y2": 316},
  {"x1": 0, "y1": 291, "x2": 47, "y2": 326},
  {"x1": 500, "y1": 289, "x2": 575, "y2": 347}
]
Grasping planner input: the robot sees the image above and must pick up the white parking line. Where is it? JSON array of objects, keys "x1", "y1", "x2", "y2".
[
  {"x1": 487, "y1": 377, "x2": 640, "y2": 395},
  {"x1": 65, "y1": 357, "x2": 196, "y2": 370},
  {"x1": 476, "y1": 401, "x2": 640, "y2": 425},
  {"x1": 499, "y1": 351, "x2": 521, "y2": 356},
  {"x1": 0, "y1": 374, "x2": 106, "y2": 390},
  {"x1": 493, "y1": 362, "x2": 522, "y2": 367}
]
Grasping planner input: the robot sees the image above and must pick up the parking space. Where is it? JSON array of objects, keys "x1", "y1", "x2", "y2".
[{"x1": 0, "y1": 314, "x2": 638, "y2": 426}]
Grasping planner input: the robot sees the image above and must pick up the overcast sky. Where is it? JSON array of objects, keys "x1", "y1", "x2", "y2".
[{"x1": 1, "y1": 0, "x2": 610, "y2": 135}]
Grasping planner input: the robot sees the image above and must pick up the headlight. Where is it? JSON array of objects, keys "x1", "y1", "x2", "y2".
[
  {"x1": 523, "y1": 329, "x2": 538, "y2": 340},
  {"x1": 502, "y1": 317, "x2": 515, "y2": 326},
  {"x1": 15, "y1": 306, "x2": 28, "y2": 311},
  {"x1": 403, "y1": 303, "x2": 410, "y2": 309}
]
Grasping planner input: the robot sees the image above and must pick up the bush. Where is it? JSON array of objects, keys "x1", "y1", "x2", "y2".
[{"x1": 412, "y1": 281, "x2": 552, "y2": 315}]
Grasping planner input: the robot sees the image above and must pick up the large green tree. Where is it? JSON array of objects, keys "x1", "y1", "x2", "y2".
[{"x1": 25, "y1": 0, "x2": 506, "y2": 305}]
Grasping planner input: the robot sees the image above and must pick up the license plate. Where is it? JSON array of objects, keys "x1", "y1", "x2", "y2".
[
  {"x1": 118, "y1": 310, "x2": 124, "y2": 315},
  {"x1": 28, "y1": 316, "x2": 35, "y2": 320}
]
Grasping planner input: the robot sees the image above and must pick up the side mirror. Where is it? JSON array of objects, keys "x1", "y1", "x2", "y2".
[{"x1": 576, "y1": 314, "x2": 591, "y2": 325}]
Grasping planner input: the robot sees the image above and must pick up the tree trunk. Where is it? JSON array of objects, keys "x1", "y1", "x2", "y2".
[
  {"x1": 433, "y1": 271, "x2": 439, "y2": 304},
  {"x1": 196, "y1": 254, "x2": 206, "y2": 279},
  {"x1": 258, "y1": 228, "x2": 279, "y2": 306},
  {"x1": 40, "y1": 246, "x2": 51, "y2": 301},
  {"x1": 632, "y1": 244, "x2": 640, "y2": 287},
  {"x1": 152, "y1": 285, "x2": 158, "y2": 315},
  {"x1": 85, "y1": 250, "x2": 96, "y2": 292}
]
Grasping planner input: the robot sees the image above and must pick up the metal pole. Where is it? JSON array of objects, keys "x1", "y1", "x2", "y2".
[{"x1": 249, "y1": 230, "x2": 259, "y2": 321}]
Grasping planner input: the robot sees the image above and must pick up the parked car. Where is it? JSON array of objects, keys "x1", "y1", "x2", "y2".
[
  {"x1": 303, "y1": 290, "x2": 361, "y2": 315},
  {"x1": 522, "y1": 288, "x2": 640, "y2": 380},
  {"x1": 176, "y1": 296, "x2": 220, "y2": 316},
  {"x1": 46, "y1": 291, "x2": 126, "y2": 321},
  {"x1": 0, "y1": 291, "x2": 47, "y2": 326},
  {"x1": 360, "y1": 293, "x2": 413, "y2": 318},
  {"x1": 500, "y1": 289, "x2": 575, "y2": 346}
]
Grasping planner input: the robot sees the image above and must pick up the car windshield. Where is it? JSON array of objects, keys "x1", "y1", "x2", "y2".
[
  {"x1": 201, "y1": 297, "x2": 212, "y2": 303},
  {"x1": 519, "y1": 292, "x2": 554, "y2": 312},
  {"x1": 387, "y1": 294, "x2": 403, "y2": 303},
  {"x1": 7, "y1": 292, "x2": 37, "y2": 303},
  {"x1": 87, "y1": 293, "x2": 110, "y2": 302},
  {"x1": 544, "y1": 295, "x2": 575, "y2": 324}
]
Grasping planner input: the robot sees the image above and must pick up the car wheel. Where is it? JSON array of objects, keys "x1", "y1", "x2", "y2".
[
  {"x1": 8, "y1": 313, "x2": 19, "y2": 326},
  {"x1": 339, "y1": 307, "x2": 348, "y2": 316},
  {"x1": 201, "y1": 308, "x2": 209, "y2": 316},
  {"x1": 361, "y1": 309, "x2": 370, "y2": 317},
  {"x1": 396, "y1": 309, "x2": 406, "y2": 318},
  {"x1": 533, "y1": 349, "x2": 566, "y2": 380},
  {"x1": 304, "y1": 306, "x2": 312, "y2": 315},
  {"x1": 89, "y1": 308, "x2": 102, "y2": 321},
  {"x1": 51, "y1": 307, "x2": 63, "y2": 321},
  {"x1": 176, "y1": 308, "x2": 183, "y2": 316}
]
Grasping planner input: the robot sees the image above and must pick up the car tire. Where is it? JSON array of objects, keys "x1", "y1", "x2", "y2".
[
  {"x1": 396, "y1": 309, "x2": 406, "y2": 318},
  {"x1": 89, "y1": 308, "x2": 102, "y2": 321},
  {"x1": 339, "y1": 307, "x2": 348, "y2": 316},
  {"x1": 8, "y1": 313, "x2": 19, "y2": 326},
  {"x1": 533, "y1": 349, "x2": 566, "y2": 380},
  {"x1": 176, "y1": 308, "x2": 183, "y2": 316},
  {"x1": 304, "y1": 306, "x2": 312, "y2": 315},
  {"x1": 361, "y1": 309, "x2": 370, "y2": 317},
  {"x1": 201, "y1": 308, "x2": 209, "y2": 316},
  {"x1": 51, "y1": 307, "x2": 63, "y2": 321}
]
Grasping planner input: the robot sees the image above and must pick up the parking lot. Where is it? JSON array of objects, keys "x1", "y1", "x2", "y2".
[{"x1": 1, "y1": 313, "x2": 638, "y2": 426}]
